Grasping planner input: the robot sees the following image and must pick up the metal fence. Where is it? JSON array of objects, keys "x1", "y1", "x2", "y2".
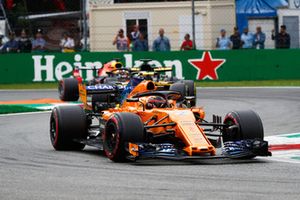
[
  {"x1": 0, "y1": 0, "x2": 298, "y2": 53},
  {"x1": 0, "y1": 0, "x2": 86, "y2": 53},
  {"x1": 89, "y1": 0, "x2": 236, "y2": 51}
]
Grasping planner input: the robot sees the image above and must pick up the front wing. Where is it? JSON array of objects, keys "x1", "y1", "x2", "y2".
[{"x1": 127, "y1": 139, "x2": 271, "y2": 161}]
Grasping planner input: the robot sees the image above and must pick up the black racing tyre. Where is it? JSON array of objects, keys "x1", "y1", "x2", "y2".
[
  {"x1": 180, "y1": 80, "x2": 195, "y2": 97},
  {"x1": 58, "y1": 78, "x2": 79, "y2": 101},
  {"x1": 223, "y1": 110, "x2": 264, "y2": 142},
  {"x1": 170, "y1": 82, "x2": 196, "y2": 106},
  {"x1": 50, "y1": 106, "x2": 87, "y2": 150},
  {"x1": 169, "y1": 83, "x2": 186, "y2": 102},
  {"x1": 164, "y1": 76, "x2": 179, "y2": 82},
  {"x1": 180, "y1": 80, "x2": 195, "y2": 106},
  {"x1": 103, "y1": 112, "x2": 145, "y2": 162}
]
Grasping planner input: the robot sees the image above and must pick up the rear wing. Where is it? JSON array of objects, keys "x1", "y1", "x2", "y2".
[
  {"x1": 154, "y1": 67, "x2": 172, "y2": 72},
  {"x1": 85, "y1": 84, "x2": 118, "y2": 95},
  {"x1": 77, "y1": 66, "x2": 102, "y2": 70}
]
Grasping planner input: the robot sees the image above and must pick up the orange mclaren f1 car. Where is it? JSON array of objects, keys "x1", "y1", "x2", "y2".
[{"x1": 50, "y1": 80, "x2": 271, "y2": 162}]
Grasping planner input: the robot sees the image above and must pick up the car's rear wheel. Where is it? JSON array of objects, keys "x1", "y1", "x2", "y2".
[
  {"x1": 50, "y1": 106, "x2": 87, "y2": 150},
  {"x1": 58, "y1": 78, "x2": 79, "y2": 101},
  {"x1": 164, "y1": 76, "x2": 179, "y2": 82},
  {"x1": 180, "y1": 80, "x2": 195, "y2": 106},
  {"x1": 103, "y1": 112, "x2": 145, "y2": 162},
  {"x1": 223, "y1": 110, "x2": 264, "y2": 142},
  {"x1": 170, "y1": 81, "x2": 196, "y2": 106},
  {"x1": 170, "y1": 83, "x2": 185, "y2": 101},
  {"x1": 180, "y1": 80, "x2": 195, "y2": 96}
]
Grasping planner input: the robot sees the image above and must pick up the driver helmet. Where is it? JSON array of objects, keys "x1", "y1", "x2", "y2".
[
  {"x1": 98, "y1": 61, "x2": 123, "y2": 76},
  {"x1": 146, "y1": 96, "x2": 167, "y2": 108},
  {"x1": 117, "y1": 69, "x2": 129, "y2": 80},
  {"x1": 111, "y1": 61, "x2": 123, "y2": 73}
]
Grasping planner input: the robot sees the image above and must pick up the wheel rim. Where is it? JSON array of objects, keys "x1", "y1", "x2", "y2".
[
  {"x1": 58, "y1": 83, "x2": 64, "y2": 97},
  {"x1": 225, "y1": 119, "x2": 235, "y2": 126},
  {"x1": 105, "y1": 123, "x2": 118, "y2": 152},
  {"x1": 50, "y1": 117, "x2": 57, "y2": 144},
  {"x1": 223, "y1": 116, "x2": 239, "y2": 141}
]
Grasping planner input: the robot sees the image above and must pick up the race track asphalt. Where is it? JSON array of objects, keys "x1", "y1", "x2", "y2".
[{"x1": 0, "y1": 88, "x2": 300, "y2": 200}]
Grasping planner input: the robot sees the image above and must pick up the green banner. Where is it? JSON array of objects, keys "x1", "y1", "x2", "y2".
[{"x1": 0, "y1": 50, "x2": 300, "y2": 84}]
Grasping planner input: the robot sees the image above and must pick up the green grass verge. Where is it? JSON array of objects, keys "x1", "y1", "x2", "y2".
[
  {"x1": 0, "y1": 80, "x2": 300, "y2": 89},
  {"x1": 0, "y1": 83, "x2": 58, "y2": 89},
  {"x1": 0, "y1": 105, "x2": 41, "y2": 114}
]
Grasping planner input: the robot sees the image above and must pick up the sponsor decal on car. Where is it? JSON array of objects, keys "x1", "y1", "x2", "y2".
[{"x1": 86, "y1": 84, "x2": 114, "y2": 90}]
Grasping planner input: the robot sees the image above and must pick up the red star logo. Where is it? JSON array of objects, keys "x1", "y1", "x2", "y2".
[{"x1": 188, "y1": 51, "x2": 226, "y2": 80}]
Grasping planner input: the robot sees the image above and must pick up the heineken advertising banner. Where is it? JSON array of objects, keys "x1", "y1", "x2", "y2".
[{"x1": 0, "y1": 49, "x2": 300, "y2": 84}]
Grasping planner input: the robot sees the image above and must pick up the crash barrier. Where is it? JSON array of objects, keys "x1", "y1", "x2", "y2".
[{"x1": 0, "y1": 49, "x2": 300, "y2": 84}]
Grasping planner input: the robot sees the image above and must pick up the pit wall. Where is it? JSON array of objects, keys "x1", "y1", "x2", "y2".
[{"x1": 0, "y1": 50, "x2": 299, "y2": 84}]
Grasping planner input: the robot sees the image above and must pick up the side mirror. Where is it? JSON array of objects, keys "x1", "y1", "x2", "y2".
[
  {"x1": 126, "y1": 97, "x2": 146, "y2": 111},
  {"x1": 126, "y1": 97, "x2": 139, "y2": 102}
]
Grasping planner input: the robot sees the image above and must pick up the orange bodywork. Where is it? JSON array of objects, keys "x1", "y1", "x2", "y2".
[
  {"x1": 99, "y1": 80, "x2": 216, "y2": 157},
  {"x1": 78, "y1": 83, "x2": 90, "y2": 109}
]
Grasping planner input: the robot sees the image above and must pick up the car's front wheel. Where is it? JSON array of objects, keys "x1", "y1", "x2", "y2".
[
  {"x1": 223, "y1": 110, "x2": 264, "y2": 142},
  {"x1": 103, "y1": 112, "x2": 145, "y2": 162}
]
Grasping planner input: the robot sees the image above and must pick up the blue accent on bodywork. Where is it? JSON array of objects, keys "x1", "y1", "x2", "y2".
[
  {"x1": 120, "y1": 77, "x2": 144, "y2": 103},
  {"x1": 136, "y1": 143, "x2": 178, "y2": 158},
  {"x1": 132, "y1": 140, "x2": 270, "y2": 160},
  {"x1": 222, "y1": 140, "x2": 269, "y2": 158}
]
